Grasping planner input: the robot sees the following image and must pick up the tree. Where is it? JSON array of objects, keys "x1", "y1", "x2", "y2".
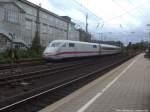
[
  {"x1": 31, "y1": 31, "x2": 41, "y2": 54},
  {"x1": 126, "y1": 41, "x2": 147, "y2": 54}
]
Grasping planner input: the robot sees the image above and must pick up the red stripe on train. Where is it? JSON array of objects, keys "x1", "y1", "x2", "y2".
[
  {"x1": 44, "y1": 51, "x2": 99, "y2": 56},
  {"x1": 55, "y1": 51, "x2": 99, "y2": 55}
]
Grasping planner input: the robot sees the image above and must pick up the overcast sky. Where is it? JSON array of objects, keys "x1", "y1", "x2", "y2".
[{"x1": 28, "y1": 0, "x2": 150, "y2": 44}]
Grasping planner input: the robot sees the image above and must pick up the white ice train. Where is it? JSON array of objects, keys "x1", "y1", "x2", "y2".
[{"x1": 43, "y1": 40, "x2": 121, "y2": 60}]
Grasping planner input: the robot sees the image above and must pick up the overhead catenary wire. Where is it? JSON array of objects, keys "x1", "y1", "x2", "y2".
[
  {"x1": 127, "y1": 0, "x2": 144, "y2": 15},
  {"x1": 112, "y1": 0, "x2": 139, "y2": 19},
  {"x1": 112, "y1": 0, "x2": 144, "y2": 17},
  {"x1": 102, "y1": 0, "x2": 150, "y2": 24},
  {"x1": 72, "y1": 0, "x2": 150, "y2": 26},
  {"x1": 111, "y1": 0, "x2": 146, "y2": 36},
  {"x1": 71, "y1": 0, "x2": 150, "y2": 38},
  {"x1": 72, "y1": 0, "x2": 103, "y2": 21}
]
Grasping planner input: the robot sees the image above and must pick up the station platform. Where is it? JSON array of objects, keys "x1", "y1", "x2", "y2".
[{"x1": 39, "y1": 53, "x2": 150, "y2": 112}]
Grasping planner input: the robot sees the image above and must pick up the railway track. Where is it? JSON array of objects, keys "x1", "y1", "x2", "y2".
[
  {"x1": 0, "y1": 54, "x2": 136, "y2": 112},
  {"x1": 0, "y1": 55, "x2": 117, "y2": 79},
  {"x1": 0, "y1": 56, "x2": 96, "y2": 80},
  {"x1": 0, "y1": 57, "x2": 93, "y2": 77},
  {"x1": 0, "y1": 55, "x2": 121, "y2": 86},
  {"x1": 0, "y1": 58, "x2": 46, "y2": 70},
  {"x1": 0, "y1": 59, "x2": 101, "y2": 86}
]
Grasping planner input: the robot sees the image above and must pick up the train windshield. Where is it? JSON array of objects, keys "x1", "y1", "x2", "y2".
[{"x1": 50, "y1": 42, "x2": 61, "y2": 47}]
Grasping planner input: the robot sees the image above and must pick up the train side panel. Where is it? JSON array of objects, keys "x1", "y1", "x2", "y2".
[{"x1": 75, "y1": 43, "x2": 99, "y2": 57}]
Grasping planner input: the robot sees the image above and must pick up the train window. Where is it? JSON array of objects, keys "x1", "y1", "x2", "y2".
[
  {"x1": 69, "y1": 43, "x2": 75, "y2": 47},
  {"x1": 93, "y1": 45, "x2": 97, "y2": 48},
  {"x1": 62, "y1": 43, "x2": 66, "y2": 47},
  {"x1": 51, "y1": 42, "x2": 61, "y2": 47},
  {"x1": 103, "y1": 47, "x2": 115, "y2": 50}
]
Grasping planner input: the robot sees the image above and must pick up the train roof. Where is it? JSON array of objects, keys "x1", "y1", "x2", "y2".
[
  {"x1": 51, "y1": 40, "x2": 120, "y2": 48},
  {"x1": 100, "y1": 44, "x2": 120, "y2": 48}
]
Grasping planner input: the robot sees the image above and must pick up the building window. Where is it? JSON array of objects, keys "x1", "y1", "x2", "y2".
[
  {"x1": 0, "y1": 7, "x2": 5, "y2": 21},
  {"x1": 25, "y1": 19, "x2": 32, "y2": 30},
  {"x1": 42, "y1": 23, "x2": 48, "y2": 33},
  {"x1": 49, "y1": 27, "x2": 53, "y2": 34},
  {"x1": 0, "y1": 37, "x2": 7, "y2": 47},
  {"x1": 4, "y1": 8, "x2": 20, "y2": 23}
]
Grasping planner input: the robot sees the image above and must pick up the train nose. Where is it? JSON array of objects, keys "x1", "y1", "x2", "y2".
[
  {"x1": 43, "y1": 47, "x2": 60, "y2": 59},
  {"x1": 42, "y1": 53, "x2": 49, "y2": 59},
  {"x1": 43, "y1": 50, "x2": 58, "y2": 59},
  {"x1": 43, "y1": 52, "x2": 55, "y2": 57},
  {"x1": 43, "y1": 52, "x2": 59, "y2": 60}
]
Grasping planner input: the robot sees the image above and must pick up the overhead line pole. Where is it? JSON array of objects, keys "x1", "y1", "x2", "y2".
[
  {"x1": 67, "y1": 22, "x2": 69, "y2": 40},
  {"x1": 85, "y1": 14, "x2": 88, "y2": 33}
]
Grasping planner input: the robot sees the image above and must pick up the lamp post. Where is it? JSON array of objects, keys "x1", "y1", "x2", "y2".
[
  {"x1": 146, "y1": 32, "x2": 150, "y2": 50},
  {"x1": 146, "y1": 24, "x2": 150, "y2": 51},
  {"x1": 9, "y1": 33, "x2": 15, "y2": 75}
]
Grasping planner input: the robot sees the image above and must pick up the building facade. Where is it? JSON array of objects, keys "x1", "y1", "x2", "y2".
[{"x1": 0, "y1": 0, "x2": 79, "y2": 50}]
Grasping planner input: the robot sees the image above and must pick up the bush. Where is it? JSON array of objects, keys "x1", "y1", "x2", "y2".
[
  {"x1": 0, "y1": 49, "x2": 42, "y2": 63},
  {"x1": 0, "y1": 50, "x2": 11, "y2": 63}
]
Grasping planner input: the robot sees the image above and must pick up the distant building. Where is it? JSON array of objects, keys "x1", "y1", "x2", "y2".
[
  {"x1": 0, "y1": 0, "x2": 79, "y2": 50},
  {"x1": 78, "y1": 29, "x2": 91, "y2": 42}
]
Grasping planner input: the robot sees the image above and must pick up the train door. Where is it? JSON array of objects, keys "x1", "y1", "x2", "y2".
[
  {"x1": 68, "y1": 42, "x2": 76, "y2": 58},
  {"x1": 59, "y1": 42, "x2": 67, "y2": 58},
  {"x1": 61, "y1": 42, "x2": 76, "y2": 58},
  {"x1": 99, "y1": 44, "x2": 101, "y2": 55},
  {"x1": 75, "y1": 43, "x2": 80, "y2": 57}
]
